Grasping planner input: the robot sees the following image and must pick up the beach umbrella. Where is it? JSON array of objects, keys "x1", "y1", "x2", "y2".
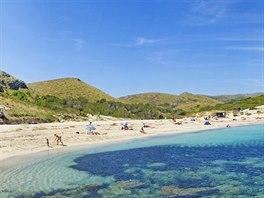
[
  {"x1": 121, "y1": 121, "x2": 128, "y2": 126},
  {"x1": 86, "y1": 125, "x2": 96, "y2": 131},
  {"x1": 204, "y1": 121, "x2": 210, "y2": 125}
]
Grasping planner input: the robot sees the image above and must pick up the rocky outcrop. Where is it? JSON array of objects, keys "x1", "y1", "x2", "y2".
[
  {"x1": 0, "y1": 70, "x2": 28, "y2": 91},
  {"x1": 7, "y1": 79, "x2": 28, "y2": 90},
  {"x1": 54, "y1": 113, "x2": 91, "y2": 122},
  {"x1": 1, "y1": 118, "x2": 48, "y2": 125}
]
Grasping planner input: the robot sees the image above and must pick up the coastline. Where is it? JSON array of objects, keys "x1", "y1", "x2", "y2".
[{"x1": 0, "y1": 115, "x2": 263, "y2": 162}]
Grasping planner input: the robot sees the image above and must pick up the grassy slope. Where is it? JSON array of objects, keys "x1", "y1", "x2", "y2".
[
  {"x1": 212, "y1": 95, "x2": 264, "y2": 111},
  {"x1": 119, "y1": 92, "x2": 182, "y2": 105},
  {"x1": 176, "y1": 93, "x2": 222, "y2": 112},
  {"x1": 211, "y1": 92, "x2": 264, "y2": 102},
  {"x1": 1, "y1": 70, "x2": 262, "y2": 121},
  {"x1": 28, "y1": 78, "x2": 116, "y2": 102},
  {"x1": 0, "y1": 95, "x2": 55, "y2": 120},
  {"x1": 119, "y1": 92, "x2": 222, "y2": 112}
]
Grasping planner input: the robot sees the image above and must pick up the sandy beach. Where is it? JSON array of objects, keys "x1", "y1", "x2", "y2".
[{"x1": 0, "y1": 115, "x2": 263, "y2": 161}]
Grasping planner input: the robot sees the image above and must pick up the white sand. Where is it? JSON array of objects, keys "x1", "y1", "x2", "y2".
[{"x1": 0, "y1": 115, "x2": 263, "y2": 161}]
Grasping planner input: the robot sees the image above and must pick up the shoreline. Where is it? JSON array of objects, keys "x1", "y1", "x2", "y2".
[{"x1": 0, "y1": 115, "x2": 263, "y2": 162}]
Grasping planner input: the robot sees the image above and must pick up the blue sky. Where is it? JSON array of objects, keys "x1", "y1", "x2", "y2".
[{"x1": 1, "y1": 0, "x2": 263, "y2": 97}]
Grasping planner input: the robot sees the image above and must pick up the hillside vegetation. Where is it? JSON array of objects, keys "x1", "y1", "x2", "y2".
[
  {"x1": 1, "y1": 70, "x2": 263, "y2": 123},
  {"x1": 120, "y1": 92, "x2": 182, "y2": 105},
  {"x1": 119, "y1": 92, "x2": 222, "y2": 113},
  {"x1": 211, "y1": 95, "x2": 264, "y2": 111},
  {"x1": 0, "y1": 94, "x2": 55, "y2": 121},
  {"x1": 1, "y1": 90, "x2": 185, "y2": 121},
  {"x1": 28, "y1": 78, "x2": 115, "y2": 102},
  {"x1": 211, "y1": 92, "x2": 264, "y2": 102}
]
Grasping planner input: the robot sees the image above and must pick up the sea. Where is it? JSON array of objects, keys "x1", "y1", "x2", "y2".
[{"x1": 0, "y1": 124, "x2": 263, "y2": 197}]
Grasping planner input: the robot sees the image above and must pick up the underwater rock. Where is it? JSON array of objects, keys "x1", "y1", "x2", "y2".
[
  {"x1": 141, "y1": 169, "x2": 181, "y2": 186},
  {"x1": 161, "y1": 186, "x2": 211, "y2": 197},
  {"x1": 97, "y1": 187, "x2": 131, "y2": 198},
  {"x1": 64, "y1": 188, "x2": 91, "y2": 197},
  {"x1": 147, "y1": 162, "x2": 166, "y2": 168},
  {"x1": 136, "y1": 188, "x2": 162, "y2": 198},
  {"x1": 124, "y1": 167, "x2": 141, "y2": 174},
  {"x1": 83, "y1": 183, "x2": 100, "y2": 190},
  {"x1": 114, "y1": 180, "x2": 145, "y2": 189},
  {"x1": 97, "y1": 180, "x2": 145, "y2": 198},
  {"x1": 41, "y1": 184, "x2": 96, "y2": 197}
]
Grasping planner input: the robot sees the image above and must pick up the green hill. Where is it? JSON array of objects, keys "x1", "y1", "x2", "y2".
[
  {"x1": 28, "y1": 78, "x2": 115, "y2": 102},
  {"x1": 1, "y1": 74, "x2": 117, "y2": 123},
  {"x1": 210, "y1": 95, "x2": 264, "y2": 111},
  {"x1": 1, "y1": 70, "x2": 263, "y2": 123},
  {"x1": 119, "y1": 92, "x2": 222, "y2": 113},
  {"x1": 211, "y1": 92, "x2": 264, "y2": 102},
  {"x1": 119, "y1": 92, "x2": 180, "y2": 105}
]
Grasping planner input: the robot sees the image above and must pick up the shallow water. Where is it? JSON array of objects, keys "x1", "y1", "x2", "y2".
[{"x1": 0, "y1": 125, "x2": 263, "y2": 197}]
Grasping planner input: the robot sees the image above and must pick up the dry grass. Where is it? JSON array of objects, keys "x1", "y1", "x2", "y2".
[
  {"x1": 119, "y1": 92, "x2": 222, "y2": 111},
  {"x1": 0, "y1": 96, "x2": 54, "y2": 120},
  {"x1": 28, "y1": 78, "x2": 116, "y2": 102}
]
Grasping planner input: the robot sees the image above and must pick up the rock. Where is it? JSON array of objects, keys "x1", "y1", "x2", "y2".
[
  {"x1": 0, "y1": 70, "x2": 28, "y2": 90},
  {"x1": 113, "y1": 180, "x2": 145, "y2": 189},
  {"x1": 54, "y1": 113, "x2": 91, "y2": 122},
  {"x1": 7, "y1": 79, "x2": 28, "y2": 90},
  {"x1": 161, "y1": 186, "x2": 211, "y2": 196}
]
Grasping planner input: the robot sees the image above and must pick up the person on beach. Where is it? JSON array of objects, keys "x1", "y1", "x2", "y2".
[
  {"x1": 58, "y1": 135, "x2": 64, "y2": 145},
  {"x1": 140, "y1": 127, "x2": 146, "y2": 134},
  {"x1": 54, "y1": 134, "x2": 59, "y2": 145},
  {"x1": 122, "y1": 125, "x2": 129, "y2": 130},
  {"x1": 54, "y1": 134, "x2": 64, "y2": 145},
  {"x1": 46, "y1": 138, "x2": 50, "y2": 147},
  {"x1": 143, "y1": 122, "x2": 150, "y2": 128}
]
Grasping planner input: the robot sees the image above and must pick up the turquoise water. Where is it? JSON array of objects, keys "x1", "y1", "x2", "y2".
[{"x1": 0, "y1": 125, "x2": 263, "y2": 197}]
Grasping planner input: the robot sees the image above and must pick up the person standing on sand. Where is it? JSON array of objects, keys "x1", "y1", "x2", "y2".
[
  {"x1": 58, "y1": 135, "x2": 64, "y2": 145},
  {"x1": 140, "y1": 127, "x2": 146, "y2": 134},
  {"x1": 54, "y1": 134, "x2": 59, "y2": 145},
  {"x1": 54, "y1": 133, "x2": 65, "y2": 145},
  {"x1": 46, "y1": 138, "x2": 50, "y2": 147}
]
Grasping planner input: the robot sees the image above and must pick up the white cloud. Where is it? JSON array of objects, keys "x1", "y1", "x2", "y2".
[
  {"x1": 147, "y1": 49, "x2": 179, "y2": 65},
  {"x1": 135, "y1": 37, "x2": 165, "y2": 46},
  {"x1": 54, "y1": 16, "x2": 72, "y2": 25},
  {"x1": 212, "y1": 29, "x2": 263, "y2": 42},
  {"x1": 224, "y1": 46, "x2": 264, "y2": 52},
  {"x1": 72, "y1": 38, "x2": 85, "y2": 50},
  {"x1": 243, "y1": 79, "x2": 264, "y2": 87},
  {"x1": 112, "y1": 37, "x2": 166, "y2": 47},
  {"x1": 187, "y1": 0, "x2": 237, "y2": 25}
]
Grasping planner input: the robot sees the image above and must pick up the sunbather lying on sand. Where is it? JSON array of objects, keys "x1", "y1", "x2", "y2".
[
  {"x1": 143, "y1": 122, "x2": 151, "y2": 128},
  {"x1": 88, "y1": 131, "x2": 107, "y2": 135},
  {"x1": 121, "y1": 125, "x2": 133, "y2": 130},
  {"x1": 174, "y1": 122, "x2": 182, "y2": 125}
]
